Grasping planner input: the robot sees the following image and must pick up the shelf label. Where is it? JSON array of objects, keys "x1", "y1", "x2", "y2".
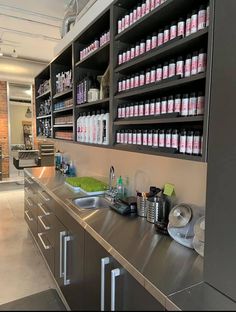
[{"x1": 163, "y1": 183, "x2": 175, "y2": 197}]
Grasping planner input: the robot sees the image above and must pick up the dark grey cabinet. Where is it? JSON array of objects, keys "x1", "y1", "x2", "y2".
[
  {"x1": 204, "y1": 0, "x2": 236, "y2": 302},
  {"x1": 53, "y1": 212, "x2": 84, "y2": 311},
  {"x1": 84, "y1": 232, "x2": 164, "y2": 311}
]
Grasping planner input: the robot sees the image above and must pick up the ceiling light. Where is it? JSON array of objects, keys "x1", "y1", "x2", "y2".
[
  {"x1": 12, "y1": 49, "x2": 18, "y2": 58},
  {"x1": 0, "y1": 48, "x2": 3, "y2": 57},
  {"x1": 25, "y1": 107, "x2": 32, "y2": 118},
  {"x1": 25, "y1": 89, "x2": 32, "y2": 96}
]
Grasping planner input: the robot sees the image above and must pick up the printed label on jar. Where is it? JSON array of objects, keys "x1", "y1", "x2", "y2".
[
  {"x1": 164, "y1": 29, "x2": 169, "y2": 43},
  {"x1": 126, "y1": 79, "x2": 130, "y2": 90},
  {"x1": 140, "y1": 75, "x2": 145, "y2": 86},
  {"x1": 148, "y1": 134, "x2": 153, "y2": 146},
  {"x1": 133, "y1": 133, "x2": 137, "y2": 145},
  {"x1": 155, "y1": 101, "x2": 161, "y2": 115},
  {"x1": 118, "y1": 20, "x2": 122, "y2": 33},
  {"x1": 131, "y1": 47, "x2": 135, "y2": 59},
  {"x1": 121, "y1": 107, "x2": 126, "y2": 118},
  {"x1": 130, "y1": 106, "x2": 134, "y2": 117},
  {"x1": 146, "y1": 39, "x2": 151, "y2": 52},
  {"x1": 120, "y1": 133, "x2": 124, "y2": 144},
  {"x1": 178, "y1": 22, "x2": 185, "y2": 37},
  {"x1": 122, "y1": 52, "x2": 127, "y2": 63},
  {"x1": 130, "y1": 77, "x2": 134, "y2": 89},
  {"x1": 159, "y1": 134, "x2": 165, "y2": 147},
  {"x1": 185, "y1": 59, "x2": 192, "y2": 77},
  {"x1": 146, "y1": 0, "x2": 151, "y2": 13},
  {"x1": 140, "y1": 42, "x2": 146, "y2": 54},
  {"x1": 145, "y1": 104, "x2": 150, "y2": 116},
  {"x1": 134, "y1": 105, "x2": 139, "y2": 116},
  {"x1": 187, "y1": 136, "x2": 193, "y2": 154},
  {"x1": 176, "y1": 61, "x2": 184, "y2": 77},
  {"x1": 137, "y1": 133, "x2": 142, "y2": 145},
  {"x1": 151, "y1": 36, "x2": 158, "y2": 49},
  {"x1": 142, "y1": 3, "x2": 146, "y2": 16},
  {"x1": 198, "y1": 10, "x2": 206, "y2": 30},
  {"x1": 180, "y1": 136, "x2": 186, "y2": 153},
  {"x1": 125, "y1": 15, "x2": 130, "y2": 29},
  {"x1": 133, "y1": 9, "x2": 137, "y2": 23},
  {"x1": 191, "y1": 15, "x2": 198, "y2": 33},
  {"x1": 126, "y1": 106, "x2": 130, "y2": 118},
  {"x1": 151, "y1": 70, "x2": 156, "y2": 83},
  {"x1": 139, "y1": 105, "x2": 144, "y2": 116},
  {"x1": 130, "y1": 12, "x2": 134, "y2": 25},
  {"x1": 143, "y1": 133, "x2": 148, "y2": 145},
  {"x1": 169, "y1": 63, "x2": 176, "y2": 77},
  {"x1": 168, "y1": 99, "x2": 174, "y2": 113},
  {"x1": 197, "y1": 96, "x2": 205, "y2": 115},
  {"x1": 161, "y1": 100, "x2": 167, "y2": 114},
  {"x1": 193, "y1": 136, "x2": 201, "y2": 155},
  {"x1": 153, "y1": 133, "x2": 159, "y2": 147},
  {"x1": 151, "y1": 0, "x2": 156, "y2": 10},
  {"x1": 172, "y1": 134, "x2": 179, "y2": 149},
  {"x1": 126, "y1": 50, "x2": 131, "y2": 61},
  {"x1": 118, "y1": 107, "x2": 122, "y2": 118},
  {"x1": 166, "y1": 134, "x2": 171, "y2": 148},
  {"x1": 124, "y1": 132, "x2": 128, "y2": 144},
  {"x1": 117, "y1": 132, "x2": 121, "y2": 143},
  {"x1": 135, "y1": 45, "x2": 140, "y2": 57},
  {"x1": 122, "y1": 80, "x2": 126, "y2": 91},
  {"x1": 146, "y1": 72, "x2": 151, "y2": 84},
  {"x1": 186, "y1": 19, "x2": 191, "y2": 36},
  {"x1": 135, "y1": 76, "x2": 140, "y2": 88},
  {"x1": 181, "y1": 99, "x2": 189, "y2": 116},
  {"x1": 174, "y1": 99, "x2": 181, "y2": 113},
  {"x1": 156, "y1": 68, "x2": 163, "y2": 81},
  {"x1": 189, "y1": 97, "x2": 197, "y2": 115},
  {"x1": 198, "y1": 54, "x2": 207, "y2": 73},
  {"x1": 163, "y1": 66, "x2": 169, "y2": 79},
  {"x1": 191, "y1": 56, "x2": 198, "y2": 75},
  {"x1": 158, "y1": 33, "x2": 164, "y2": 46},
  {"x1": 170, "y1": 25, "x2": 177, "y2": 40},
  {"x1": 128, "y1": 133, "x2": 133, "y2": 144},
  {"x1": 150, "y1": 102, "x2": 155, "y2": 115},
  {"x1": 137, "y1": 6, "x2": 142, "y2": 19}
]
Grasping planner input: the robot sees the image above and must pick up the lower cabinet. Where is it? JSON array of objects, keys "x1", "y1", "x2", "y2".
[
  {"x1": 83, "y1": 232, "x2": 164, "y2": 311},
  {"x1": 53, "y1": 213, "x2": 84, "y2": 311}
]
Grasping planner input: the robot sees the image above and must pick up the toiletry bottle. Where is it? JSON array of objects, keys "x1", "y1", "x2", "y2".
[{"x1": 117, "y1": 176, "x2": 124, "y2": 199}]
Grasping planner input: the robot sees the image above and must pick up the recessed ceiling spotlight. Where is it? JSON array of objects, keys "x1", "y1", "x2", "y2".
[{"x1": 12, "y1": 49, "x2": 18, "y2": 58}]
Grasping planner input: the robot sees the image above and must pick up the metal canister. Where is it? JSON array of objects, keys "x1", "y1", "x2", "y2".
[
  {"x1": 147, "y1": 197, "x2": 160, "y2": 224},
  {"x1": 137, "y1": 193, "x2": 149, "y2": 217}
]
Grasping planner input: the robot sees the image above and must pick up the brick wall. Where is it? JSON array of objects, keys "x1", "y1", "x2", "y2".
[{"x1": 0, "y1": 81, "x2": 9, "y2": 178}]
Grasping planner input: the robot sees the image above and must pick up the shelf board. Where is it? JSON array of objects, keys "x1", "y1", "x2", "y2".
[
  {"x1": 36, "y1": 114, "x2": 52, "y2": 120},
  {"x1": 115, "y1": 73, "x2": 206, "y2": 100},
  {"x1": 115, "y1": 0, "x2": 200, "y2": 43},
  {"x1": 75, "y1": 42, "x2": 110, "y2": 70},
  {"x1": 115, "y1": 28, "x2": 209, "y2": 74},
  {"x1": 76, "y1": 98, "x2": 110, "y2": 109},
  {"x1": 76, "y1": 142, "x2": 111, "y2": 148},
  {"x1": 54, "y1": 138, "x2": 74, "y2": 142},
  {"x1": 53, "y1": 89, "x2": 73, "y2": 100},
  {"x1": 53, "y1": 124, "x2": 74, "y2": 128},
  {"x1": 114, "y1": 115, "x2": 204, "y2": 126},
  {"x1": 114, "y1": 144, "x2": 203, "y2": 162},
  {"x1": 53, "y1": 106, "x2": 74, "y2": 114},
  {"x1": 36, "y1": 90, "x2": 51, "y2": 100}
]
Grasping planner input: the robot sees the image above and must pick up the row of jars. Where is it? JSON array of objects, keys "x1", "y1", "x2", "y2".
[
  {"x1": 118, "y1": 0, "x2": 167, "y2": 34},
  {"x1": 118, "y1": 4, "x2": 209, "y2": 66},
  {"x1": 117, "y1": 92, "x2": 205, "y2": 119},
  {"x1": 116, "y1": 129, "x2": 203, "y2": 156},
  {"x1": 118, "y1": 1, "x2": 209, "y2": 35},
  {"x1": 118, "y1": 49, "x2": 207, "y2": 93}
]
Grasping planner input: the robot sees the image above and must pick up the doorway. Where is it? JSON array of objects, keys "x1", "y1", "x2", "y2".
[{"x1": 8, "y1": 83, "x2": 34, "y2": 181}]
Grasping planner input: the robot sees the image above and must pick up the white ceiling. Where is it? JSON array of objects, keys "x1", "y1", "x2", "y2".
[{"x1": 0, "y1": 0, "x2": 66, "y2": 62}]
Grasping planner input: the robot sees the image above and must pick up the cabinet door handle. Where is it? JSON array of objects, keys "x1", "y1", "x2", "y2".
[
  {"x1": 60, "y1": 231, "x2": 67, "y2": 278},
  {"x1": 38, "y1": 233, "x2": 51, "y2": 250},
  {"x1": 101, "y1": 257, "x2": 110, "y2": 311},
  {"x1": 26, "y1": 198, "x2": 33, "y2": 207},
  {"x1": 38, "y1": 203, "x2": 50, "y2": 216},
  {"x1": 38, "y1": 216, "x2": 50, "y2": 230},
  {"x1": 25, "y1": 187, "x2": 30, "y2": 194},
  {"x1": 38, "y1": 191, "x2": 50, "y2": 202},
  {"x1": 25, "y1": 210, "x2": 33, "y2": 222},
  {"x1": 111, "y1": 268, "x2": 121, "y2": 311},
  {"x1": 25, "y1": 177, "x2": 34, "y2": 184},
  {"x1": 63, "y1": 235, "x2": 72, "y2": 286}
]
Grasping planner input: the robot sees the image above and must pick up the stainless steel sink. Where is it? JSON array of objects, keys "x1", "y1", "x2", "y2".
[{"x1": 72, "y1": 196, "x2": 111, "y2": 209}]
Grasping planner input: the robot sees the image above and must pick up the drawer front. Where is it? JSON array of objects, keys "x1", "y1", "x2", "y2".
[
  {"x1": 37, "y1": 213, "x2": 54, "y2": 246},
  {"x1": 37, "y1": 226, "x2": 54, "y2": 274},
  {"x1": 24, "y1": 209, "x2": 37, "y2": 237}
]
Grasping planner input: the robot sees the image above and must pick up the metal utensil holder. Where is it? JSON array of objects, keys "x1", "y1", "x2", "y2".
[
  {"x1": 147, "y1": 200, "x2": 159, "y2": 224},
  {"x1": 137, "y1": 196, "x2": 149, "y2": 217}
]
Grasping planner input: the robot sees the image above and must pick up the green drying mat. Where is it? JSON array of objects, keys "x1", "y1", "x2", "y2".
[{"x1": 65, "y1": 177, "x2": 108, "y2": 194}]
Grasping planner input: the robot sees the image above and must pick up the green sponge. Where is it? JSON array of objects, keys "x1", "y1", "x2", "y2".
[{"x1": 65, "y1": 177, "x2": 108, "y2": 192}]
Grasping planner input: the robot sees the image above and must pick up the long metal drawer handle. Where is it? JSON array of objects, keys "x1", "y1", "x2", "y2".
[
  {"x1": 60, "y1": 231, "x2": 67, "y2": 278},
  {"x1": 25, "y1": 210, "x2": 33, "y2": 222},
  {"x1": 111, "y1": 268, "x2": 121, "y2": 311},
  {"x1": 38, "y1": 216, "x2": 50, "y2": 230},
  {"x1": 101, "y1": 257, "x2": 110, "y2": 311},
  {"x1": 26, "y1": 198, "x2": 33, "y2": 207},
  {"x1": 38, "y1": 233, "x2": 51, "y2": 250},
  {"x1": 38, "y1": 203, "x2": 50, "y2": 216},
  {"x1": 25, "y1": 177, "x2": 34, "y2": 185},
  {"x1": 64, "y1": 235, "x2": 72, "y2": 286},
  {"x1": 38, "y1": 191, "x2": 50, "y2": 202}
]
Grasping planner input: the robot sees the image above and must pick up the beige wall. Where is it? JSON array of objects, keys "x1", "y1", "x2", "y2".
[
  {"x1": 10, "y1": 104, "x2": 32, "y2": 144},
  {"x1": 55, "y1": 141, "x2": 207, "y2": 208}
]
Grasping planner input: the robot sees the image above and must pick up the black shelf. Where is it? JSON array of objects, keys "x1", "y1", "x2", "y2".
[
  {"x1": 75, "y1": 42, "x2": 110, "y2": 70},
  {"x1": 115, "y1": 28, "x2": 209, "y2": 74},
  {"x1": 114, "y1": 144, "x2": 203, "y2": 162},
  {"x1": 115, "y1": 0, "x2": 201, "y2": 43},
  {"x1": 36, "y1": 114, "x2": 52, "y2": 120},
  {"x1": 76, "y1": 98, "x2": 110, "y2": 109},
  {"x1": 53, "y1": 106, "x2": 74, "y2": 114},
  {"x1": 115, "y1": 73, "x2": 206, "y2": 100},
  {"x1": 114, "y1": 115, "x2": 204, "y2": 126},
  {"x1": 53, "y1": 138, "x2": 74, "y2": 142},
  {"x1": 76, "y1": 142, "x2": 111, "y2": 148},
  {"x1": 36, "y1": 89, "x2": 51, "y2": 100},
  {"x1": 53, "y1": 89, "x2": 73, "y2": 100}
]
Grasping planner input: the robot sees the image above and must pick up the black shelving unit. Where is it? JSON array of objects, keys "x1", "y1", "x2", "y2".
[
  {"x1": 35, "y1": 0, "x2": 213, "y2": 162},
  {"x1": 35, "y1": 65, "x2": 52, "y2": 138}
]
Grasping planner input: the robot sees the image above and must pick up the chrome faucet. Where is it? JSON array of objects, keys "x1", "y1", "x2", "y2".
[{"x1": 105, "y1": 166, "x2": 117, "y2": 203}]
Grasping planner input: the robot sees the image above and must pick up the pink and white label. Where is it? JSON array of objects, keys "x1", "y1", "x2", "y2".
[
  {"x1": 133, "y1": 9, "x2": 137, "y2": 23},
  {"x1": 133, "y1": 133, "x2": 137, "y2": 145},
  {"x1": 189, "y1": 97, "x2": 197, "y2": 115},
  {"x1": 191, "y1": 15, "x2": 198, "y2": 33},
  {"x1": 143, "y1": 133, "x2": 148, "y2": 145},
  {"x1": 169, "y1": 63, "x2": 176, "y2": 77},
  {"x1": 117, "y1": 132, "x2": 121, "y2": 143},
  {"x1": 146, "y1": 39, "x2": 151, "y2": 52},
  {"x1": 178, "y1": 21, "x2": 185, "y2": 37},
  {"x1": 158, "y1": 32, "x2": 164, "y2": 46},
  {"x1": 130, "y1": 77, "x2": 134, "y2": 89},
  {"x1": 140, "y1": 75, "x2": 145, "y2": 86},
  {"x1": 187, "y1": 136, "x2": 193, "y2": 154},
  {"x1": 151, "y1": 69, "x2": 156, "y2": 83},
  {"x1": 131, "y1": 47, "x2": 135, "y2": 59},
  {"x1": 139, "y1": 105, "x2": 144, "y2": 116},
  {"x1": 145, "y1": 104, "x2": 150, "y2": 116},
  {"x1": 156, "y1": 68, "x2": 163, "y2": 81},
  {"x1": 153, "y1": 134, "x2": 159, "y2": 147},
  {"x1": 118, "y1": 20, "x2": 122, "y2": 33},
  {"x1": 146, "y1": 72, "x2": 151, "y2": 84},
  {"x1": 197, "y1": 96, "x2": 205, "y2": 115},
  {"x1": 140, "y1": 42, "x2": 146, "y2": 54},
  {"x1": 128, "y1": 133, "x2": 133, "y2": 144},
  {"x1": 148, "y1": 134, "x2": 153, "y2": 146},
  {"x1": 198, "y1": 10, "x2": 206, "y2": 30},
  {"x1": 174, "y1": 99, "x2": 181, "y2": 113},
  {"x1": 130, "y1": 106, "x2": 134, "y2": 117},
  {"x1": 126, "y1": 50, "x2": 131, "y2": 62},
  {"x1": 193, "y1": 136, "x2": 201, "y2": 154},
  {"x1": 134, "y1": 105, "x2": 139, "y2": 117},
  {"x1": 161, "y1": 100, "x2": 167, "y2": 114},
  {"x1": 164, "y1": 29, "x2": 169, "y2": 43},
  {"x1": 134, "y1": 76, "x2": 140, "y2": 88},
  {"x1": 151, "y1": 36, "x2": 158, "y2": 49},
  {"x1": 168, "y1": 99, "x2": 174, "y2": 113},
  {"x1": 170, "y1": 25, "x2": 177, "y2": 40},
  {"x1": 186, "y1": 18, "x2": 191, "y2": 36},
  {"x1": 146, "y1": 0, "x2": 151, "y2": 14},
  {"x1": 150, "y1": 102, "x2": 155, "y2": 115},
  {"x1": 135, "y1": 45, "x2": 140, "y2": 57},
  {"x1": 163, "y1": 66, "x2": 169, "y2": 79},
  {"x1": 185, "y1": 59, "x2": 192, "y2": 77},
  {"x1": 191, "y1": 56, "x2": 198, "y2": 75},
  {"x1": 151, "y1": 0, "x2": 155, "y2": 10},
  {"x1": 159, "y1": 134, "x2": 165, "y2": 147},
  {"x1": 198, "y1": 53, "x2": 207, "y2": 73},
  {"x1": 176, "y1": 61, "x2": 184, "y2": 77},
  {"x1": 155, "y1": 101, "x2": 161, "y2": 115},
  {"x1": 181, "y1": 99, "x2": 189, "y2": 116},
  {"x1": 155, "y1": 0, "x2": 161, "y2": 7},
  {"x1": 137, "y1": 134, "x2": 142, "y2": 145},
  {"x1": 142, "y1": 3, "x2": 146, "y2": 16},
  {"x1": 180, "y1": 136, "x2": 186, "y2": 153},
  {"x1": 166, "y1": 134, "x2": 171, "y2": 148},
  {"x1": 137, "y1": 6, "x2": 142, "y2": 20},
  {"x1": 172, "y1": 134, "x2": 179, "y2": 149}
]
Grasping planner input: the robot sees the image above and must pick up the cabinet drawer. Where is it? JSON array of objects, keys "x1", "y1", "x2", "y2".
[
  {"x1": 37, "y1": 229, "x2": 54, "y2": 274},
  {"x1": 24, "y1": 209, "x2": 37, "y2": 237},
  {"x1": 37, "y1": 214, "x2": 54, "y2": 246}
]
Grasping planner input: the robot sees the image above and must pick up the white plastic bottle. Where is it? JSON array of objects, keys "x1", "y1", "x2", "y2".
[
  {"x1": 85, "y1": 112, "x2": 90, "y2": 143},
  {"x1": 102, "y1": 110, "x2": 110, "y2": 145},
  {"x1": 98, "y1": 110, "x2": 105, "y2": 145},
  {"x1": 89, "y1": 111, "x2": 96, "y2": 143},
  {"x1": 80, "y1": 113, "x2": 86, "y2": 142},
  {"x1": 93, "y1": 110, "x2": 100, "y2": 144},
  {"x1": 76, "y1": 113, "x2": 82, "y2": 142}
]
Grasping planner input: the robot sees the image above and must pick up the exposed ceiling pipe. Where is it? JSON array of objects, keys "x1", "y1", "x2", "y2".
[
  {"x1": 0, "y1": 13, "x2": 60, "y2": 28},
  {"x1": 0, "y1": 27, "x2": 60, "y2": 42},
  {"x1": 61, "y1": 0, "x2": 80, "y2": 38},
  {"x1": 0, "y1": 4, "x2": 62, "y2": 22}
]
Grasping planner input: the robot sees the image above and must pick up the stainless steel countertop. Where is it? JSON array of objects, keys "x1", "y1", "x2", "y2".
[{"x1": 25, "y1": 167, "x2": 204, "y2": 309}]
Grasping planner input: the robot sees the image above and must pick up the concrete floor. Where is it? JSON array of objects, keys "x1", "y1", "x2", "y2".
[{"x1": 0, "y1": 182, "x2": 57, "y2": 305}]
